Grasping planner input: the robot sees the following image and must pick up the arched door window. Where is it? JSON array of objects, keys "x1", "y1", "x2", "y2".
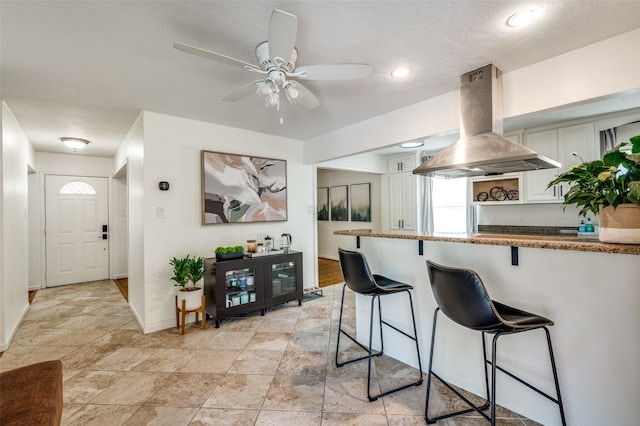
[{"x1": 59, "y1": 180, "x2": 97, "y2": 195}]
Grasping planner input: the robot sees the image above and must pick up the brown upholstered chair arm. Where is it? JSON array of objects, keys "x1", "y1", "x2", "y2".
[{"x1": 0, "y1": 360, "x2": 63, "y2": 426}]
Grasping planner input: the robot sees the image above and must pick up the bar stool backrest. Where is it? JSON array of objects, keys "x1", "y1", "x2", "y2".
[
  {"x1": 338, "y1": 248, "x2": 378, "y2": 294},
  {"x1": 426, "y1": 260, "x2": 502, "y2": 331}
]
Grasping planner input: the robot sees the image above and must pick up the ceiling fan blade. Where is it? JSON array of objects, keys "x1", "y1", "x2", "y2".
[
  {"x1": 268, "y1": 9, "x2": 297, "y2": 64},
  {"x1": 291, "y1": 81, "x2": 320, "y2": 109},
  {"x1": 296, "y1": 64, "x2": 372, "y2": 80},
  {"x1": 222, "y1": 80, "x2": 263, "y2": 102},
  {"x1": 174, "y1": 42, "x2": 260, "y2": 71}
]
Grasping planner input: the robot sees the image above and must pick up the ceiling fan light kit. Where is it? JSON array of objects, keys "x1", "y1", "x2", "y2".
[{"x1": 174, "y1": 9, "x2": 372, "y2": 111}]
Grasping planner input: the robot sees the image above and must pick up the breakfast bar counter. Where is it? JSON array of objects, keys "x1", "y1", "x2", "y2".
[
  {"x1": 333, "y1": 228, "x2": 640, "y2": 426},
  {"x1": 334, "y1": 228, "x2": 640, "y2": 255}
]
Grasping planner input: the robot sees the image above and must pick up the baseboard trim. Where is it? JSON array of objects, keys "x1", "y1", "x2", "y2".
[
  {"x1": 142, "y1": 311, "x2": 201, "y2": 334},
  {"x1": 0, "y1": 302, "x2": 30, "y2": 351},
  {"x1": 319, "y1": 255, "x2": 339, "y2": 261}
]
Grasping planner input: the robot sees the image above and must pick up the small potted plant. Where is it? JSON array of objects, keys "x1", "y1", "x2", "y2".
[
  {"x1": 547, "y1": 135, "x2": 640, "y2": 243},
  {"x1": 170, "y1": 254, "x2": 205, "y2": 310},
  {"x1": 214, "y1": 245, "x2": 245, "y2": 261}
]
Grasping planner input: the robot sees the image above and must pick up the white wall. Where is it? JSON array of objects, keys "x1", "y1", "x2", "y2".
[
  {"x1": 317, "y1": 151, "x2": 387, "y2": 174},
  {"x1": 317, "y1": 169, "x2": 382, "y2": 259},
  {"x1": 28, "y1": 167, "x2": 39, "y2": 289},
  {"x1": 136, "y1": 112, "x2": 315, "y2": 333},
  {"x1": 114, "y1": 113, "x2": 145, "y2": 328},
  {"x1": 1, "y1": 101, "x2": 36, "y2": 351},
  {"x1": 111, "y1": 166, "x2": 128, "y2": 279}
]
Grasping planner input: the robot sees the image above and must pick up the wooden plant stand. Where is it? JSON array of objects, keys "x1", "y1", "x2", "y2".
[{"x1": 175, "y1": 295, "x2": 206, "y2": 335}]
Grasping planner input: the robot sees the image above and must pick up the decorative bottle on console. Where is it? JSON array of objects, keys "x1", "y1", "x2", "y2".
[{"x1": 585, "y1": 218, "x2": 594, "y2": 233}]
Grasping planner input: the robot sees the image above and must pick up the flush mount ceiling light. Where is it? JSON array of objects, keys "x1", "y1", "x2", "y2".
[
  {"x1": 60, "y1": 137, "x2": 90, "y2": 150},
  {"x1": 391, "y1": 67, "x2": 411, "y2": 78},
  {"x1": 400, "y1": 141, "x2": 424, "y2": 148},
  {"x1": 506, "y1": 8, "x2": 540, "y2": 27}
]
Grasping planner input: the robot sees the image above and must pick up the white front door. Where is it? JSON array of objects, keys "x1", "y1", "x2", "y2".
[{"x1": 45, "y1": 175, "x2": 109, "y2": 287}]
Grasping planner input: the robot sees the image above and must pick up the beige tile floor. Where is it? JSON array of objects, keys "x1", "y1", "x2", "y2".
[{"x1": 0, "y1": 280, "x2": 540, "y2": 425}]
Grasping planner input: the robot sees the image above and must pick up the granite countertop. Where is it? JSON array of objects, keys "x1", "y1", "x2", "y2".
[{"x1": 333, "y1": 229, "x2": 640, "y2": 255}]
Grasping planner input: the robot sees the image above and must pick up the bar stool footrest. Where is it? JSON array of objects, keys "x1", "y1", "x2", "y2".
[{"x1": 425, "y1": 371, "x2": 491, "y2": 424}]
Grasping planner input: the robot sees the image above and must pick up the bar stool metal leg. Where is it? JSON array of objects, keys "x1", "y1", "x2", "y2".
[
  {"x1": 425, "y1": 308, "x2": 490, "y2": 424},
  {"x1": 336, "y1": 286, "x2": 423, "y2": 402}
]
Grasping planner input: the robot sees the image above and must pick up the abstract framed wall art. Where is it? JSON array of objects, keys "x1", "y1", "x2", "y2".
[
  {"x1": 317, "y1": 187, "x2": 329, "y2": 221},
  {"x1": 201, "y1": 151, "x2": 287, "y2": 224},
  {"x1": 330, "y1": 185, "x2": 348, "y2": 221},
  {"x1": 350, "y1": 183, "x2": 371, "y2": 222}
]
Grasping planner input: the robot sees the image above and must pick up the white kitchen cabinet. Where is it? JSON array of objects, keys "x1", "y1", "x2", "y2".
[
  {"x1": 387, "y1": 155, "x2": 415, "y2": 174},
  {"x1": 524, "y1": 122, "x2": 595, "y2": 203},
  {"x1": 389, "y1": 172, "x2": 417, "y2": 230},
  {"x1": 388, "y1": 154, "x2": 417, "y2": 230}
]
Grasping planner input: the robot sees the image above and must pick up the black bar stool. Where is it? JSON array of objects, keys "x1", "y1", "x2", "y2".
[
  {"x1": 424, "y1": 260, "x2": 566, "y2": 425},
  {"x1": 335, "y1": 248, "x2": 423, "y2": 401}
]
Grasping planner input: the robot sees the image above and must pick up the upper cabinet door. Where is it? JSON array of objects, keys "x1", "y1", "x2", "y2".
[
  {"x1": 524, "y1": 129, "x2": 560, "y2": 203},
  {"x1": 557, "y1": 122, "x2": 596, "y2": 172},
  {"x1": 523, "y1": 122, "x2": 596, "y2": 204},
  {"x1": 387, "y1": 155, "x2": 415, "y2": 174}
]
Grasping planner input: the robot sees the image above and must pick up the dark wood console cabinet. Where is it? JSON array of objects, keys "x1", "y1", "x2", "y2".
[{"x1": 204, "y1": 251, "x2": 303, "y2": 328}]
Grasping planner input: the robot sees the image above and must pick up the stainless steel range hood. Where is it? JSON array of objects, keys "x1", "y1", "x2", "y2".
[{"x1": 413, "y1": 64, "x2": 560, "y2": 178}]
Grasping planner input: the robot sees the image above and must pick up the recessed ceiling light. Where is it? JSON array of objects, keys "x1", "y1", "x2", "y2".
[
  {"x1": 60, "y1": 137, "x2": 90, "y2": 150},
  {"x1": 391, "y1": 67, "x2": 410, "y2": 78},
  {"x1": 506, "y1": 8, "x2": 539, "y2": 27},
  {"x1": 400, "y1": 141, "x2": 423, "y2": 149}
]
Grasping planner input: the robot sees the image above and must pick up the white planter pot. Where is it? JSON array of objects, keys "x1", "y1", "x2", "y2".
[
  {"x1": 177, "y1": 286, "x2": 204, "y2": 310},
  {"x1": 599, "y1": 204, "x2": 640, "y2": 244}
]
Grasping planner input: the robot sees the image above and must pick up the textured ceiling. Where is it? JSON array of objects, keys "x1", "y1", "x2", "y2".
[{"x1": 2, "y1": 1, "x2": 640, "y2": 157}]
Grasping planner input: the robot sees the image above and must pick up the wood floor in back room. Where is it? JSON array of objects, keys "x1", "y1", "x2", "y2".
[{"x1": 318, "y1": 257, "x2": 344, "y2": 287}]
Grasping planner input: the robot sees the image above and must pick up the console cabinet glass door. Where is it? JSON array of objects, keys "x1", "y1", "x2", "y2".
[
  {"x1": 271, "y1": 260, "x2": 297, "y2": 298},
  {"x1": 265, "y1": 253, "x2": 303, "y2": 307},
  {"x1": 224, "y1": 266, "x2": 258, "y2": 308}
]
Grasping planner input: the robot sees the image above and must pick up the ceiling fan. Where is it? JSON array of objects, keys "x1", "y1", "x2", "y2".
[{"x1": 174, "y1": 9, "x2": 372, "y2": 110}]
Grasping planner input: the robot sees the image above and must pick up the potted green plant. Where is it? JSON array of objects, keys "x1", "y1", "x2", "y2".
[
  {"x1": 214, "y1": 245, "x2": 245, "y2": 261},
  {"x1": 170, "y1": 254, "x2": 205, "y2": 310},
  {"x1": 547, "y1": 135, "x2": 640, "y2": 243}
]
